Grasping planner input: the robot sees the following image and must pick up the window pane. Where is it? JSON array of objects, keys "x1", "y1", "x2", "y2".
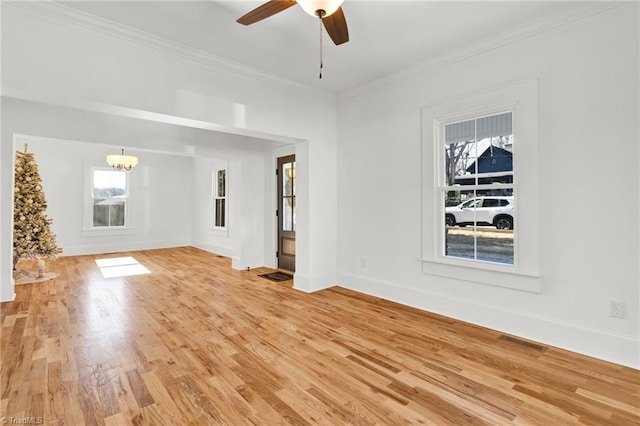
[
  {"x1": 444, "y1": 190, "x2": 514, "y2": 264},
  {"x1": 476, "y1": 227, "x2": 514, "y2": 264},
  {"x1": 444, "y1": 191, "x2": 476, "y2": 260},
  {"x1": 445, "y1": 112, "x2": 512, "y2": 143},
  {"x1": 445, "y1": 228, "x2": 476, "y2": 261},
  {"x1": 93, "y1": 200, "x2": 125, "y2": 227},
  {"x1": 444, "y1": 140, "x2": 475, "y2": 186},
  {"x1": 217, "y1": 170, "x2": 226, "y2": 197},
  {"x1": 215, "y1": 199, "x2": 226, "y2": 227},
  {"x1": 445, "y1": 188, "x2": 477, "y2": 225},
  {"x1": 93, "y1": 170, "x2": 126, "y2": 198},
  {"x1": 93, "y1": 201, "x2": 109, "y2": 227},
  {"x1": 444, "y1": 114, "x2": 514, "y2": 188},
  {"x1": 109, "y1": 201, "x2": 126, "y2": 226},
  {"x1": 475, "y1": 112, "x2": 512, "y2": 140}
]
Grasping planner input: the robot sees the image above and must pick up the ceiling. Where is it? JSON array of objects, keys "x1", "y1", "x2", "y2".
[{"x1": 58, "y1": 1, "x2": 605, "y2": 94}]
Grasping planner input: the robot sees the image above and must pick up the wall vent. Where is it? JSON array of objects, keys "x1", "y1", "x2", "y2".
[{"x1": 498, "y1": 335, "x2": 547, "y2": 352}]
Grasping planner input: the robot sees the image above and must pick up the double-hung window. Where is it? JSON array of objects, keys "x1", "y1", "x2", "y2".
[
  {"x1": 213, "y1": 168, "x2": 227, "y2": 230},
  {"x1": 421, "y1": 79, "x2": 540, "y2": 292},
  {"x1": 91, "y1": 168, "x2": 128, "y2": 228}
]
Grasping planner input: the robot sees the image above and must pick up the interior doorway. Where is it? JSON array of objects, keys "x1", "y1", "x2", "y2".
[{"x1": 277, "y1": 155, "x2": 295, "y2": 271}]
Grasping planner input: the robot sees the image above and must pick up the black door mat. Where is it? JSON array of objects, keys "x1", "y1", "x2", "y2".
[{"x1": 259, "y1": 272, "x2": 294, "y2": 282}]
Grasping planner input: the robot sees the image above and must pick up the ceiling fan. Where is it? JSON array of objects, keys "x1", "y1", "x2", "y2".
[{"x1": 236, "y1": 0, "x2": 349, "y2": 46}]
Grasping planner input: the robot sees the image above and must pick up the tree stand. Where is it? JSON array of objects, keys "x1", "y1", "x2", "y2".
[{"x1": 13, "y1": 257, "x2": 58, "y2": 285}]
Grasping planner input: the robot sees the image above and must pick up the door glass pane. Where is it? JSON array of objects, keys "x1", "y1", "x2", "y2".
[
  {"x1": 283, "y1": 162, "x2": 295, "y2": 196},
  {"x1": 282, "y1": 160, "x2": 296, "y2": 232},
  {"x1": 292, "y1": 161, "x2": 296, "y2": 195},
  {"x1": 283, "y1": 196, "x2": 295, "y2": 231}
]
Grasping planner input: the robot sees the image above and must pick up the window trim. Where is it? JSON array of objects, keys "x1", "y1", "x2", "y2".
[
  {"x1": 421, "y1": 79, "x2": 540, "y2": 293},
  {"x1": 212, "y1": 167, "x2": 228, "y2": 233}
]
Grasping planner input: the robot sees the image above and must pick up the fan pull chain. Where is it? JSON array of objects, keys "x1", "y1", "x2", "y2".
[{"x1": 319, "y1": 18, "x2": 323, "y2": 79}]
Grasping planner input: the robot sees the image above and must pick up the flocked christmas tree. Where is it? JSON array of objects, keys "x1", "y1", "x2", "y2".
[{"x1": 13, "y1": 146, "x2": 62, "y2": 263}]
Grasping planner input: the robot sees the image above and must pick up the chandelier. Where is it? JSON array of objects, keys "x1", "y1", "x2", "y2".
[{"x1": 106, "y1": 148, "x2": 138, "y2": 171}]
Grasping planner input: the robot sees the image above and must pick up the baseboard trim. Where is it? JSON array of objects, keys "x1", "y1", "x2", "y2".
[
  {"x1": 0, "y1": 292, "x2": 16, "y2": 304},
  {"x1": 231, "y1": 257, "x2": 243, "y2": 270},
  {"x1": 60, "y1": 240, "x2": 191, "y2": 257},
  {"x1": 191, "y1": 241, "x2": 234, "y2": 258},
  {"x1": 293, "y1": 272, "x2": 335, "y2": 293},
  {"x1": 337, "y1": 272, "x2": 639, "y2": 369}
]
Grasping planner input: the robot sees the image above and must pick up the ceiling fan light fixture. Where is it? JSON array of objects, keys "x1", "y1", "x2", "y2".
[{"x1": 297, "y1": 0, "x2": 344, "y2": 18}]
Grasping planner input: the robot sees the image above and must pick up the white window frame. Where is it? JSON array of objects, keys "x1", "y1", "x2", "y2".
[
  {"x1": 438, "y1": 110, "x2": 515, "y2": 265},
  {"x1": 212, "y1": 167, "x2": 228, "y2": 232},
  {"x1": 421, "y1": 79, "x2": 541, "y2": 293},
  {"x1": 82, "y1": 164, "x2": 134, "y2": 236}
]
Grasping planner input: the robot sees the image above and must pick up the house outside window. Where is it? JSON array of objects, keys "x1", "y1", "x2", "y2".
[
  {"x1": 442, "y1": 112, "x2": 514, "y2": 265},
  {"x1": 213, "y1": 168, "x2": 227, "y2": 230},
  {"x1": 92, "y1": 168, "x2": 128, "y2": 227}
]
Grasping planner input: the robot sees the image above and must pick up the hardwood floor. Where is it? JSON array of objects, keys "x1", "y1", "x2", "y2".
[{"x1": 1, "y1": 247, "x2": 638, "y2": 425}]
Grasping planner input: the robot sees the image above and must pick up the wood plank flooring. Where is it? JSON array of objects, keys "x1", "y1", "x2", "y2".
[{"x1": 1, "y1": 246, "x2": 638, "y2": 425}]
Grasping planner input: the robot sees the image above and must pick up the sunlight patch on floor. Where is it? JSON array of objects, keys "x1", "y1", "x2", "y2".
[{"x1": 95, "y1": 256, "x2": 151, "y2": 278}]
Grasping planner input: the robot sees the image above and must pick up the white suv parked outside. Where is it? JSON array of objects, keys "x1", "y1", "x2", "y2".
[{"x1": 445, "y1": 196, "x2": 514, "y2": 230}]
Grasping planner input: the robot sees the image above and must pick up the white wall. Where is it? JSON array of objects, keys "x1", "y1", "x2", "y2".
[
  {"x1": 191, "y1": 153, "x2": 269, "y2": 270},
  {"x1": 191, "y1": 157, "x2": 234, "y2": 257},
  {"x1": 337, "y1": 5, "x2": 639, "y2": 368},
  {"x1": 1, "y1": 2, "x2": 338, "y2": 301},
  {"x1": 22, "y1": 137, "x2": 192, "y2": 255}
]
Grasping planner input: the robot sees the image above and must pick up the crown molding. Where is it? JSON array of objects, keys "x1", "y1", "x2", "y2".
[
  {"x1": 3, "y1": 0, "x2": 336, "y2": 101},
  {"x1": 339, "y1": 2, "x2": 627, "y2": 101}
]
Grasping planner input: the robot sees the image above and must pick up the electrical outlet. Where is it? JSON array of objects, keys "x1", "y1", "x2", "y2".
[
  {"x1": 610, "y1": 301, "x2": 627, "y2": 319},
  {"x1": 359, "y1": 257, "x2": 367, "y2": 269}
]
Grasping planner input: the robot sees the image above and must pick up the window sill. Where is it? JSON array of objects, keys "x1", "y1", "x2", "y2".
[
  {"x1": 421, "y1": 257, "x2": 541, "y2": 293},
  {"x1": 209, "y1": 228, "x2": 229, "y2": 237},
  {"x1": 82, "y1": 227, "x2": 135, "y2": 237}
]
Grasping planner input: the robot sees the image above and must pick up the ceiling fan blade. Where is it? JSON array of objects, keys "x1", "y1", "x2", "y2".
[
  {"x1": 237, "y1": 0, "x2": 297, "y2": 25},
  {"x1": 322, "y1": 7, "x2": 349, "y2": 45}
]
